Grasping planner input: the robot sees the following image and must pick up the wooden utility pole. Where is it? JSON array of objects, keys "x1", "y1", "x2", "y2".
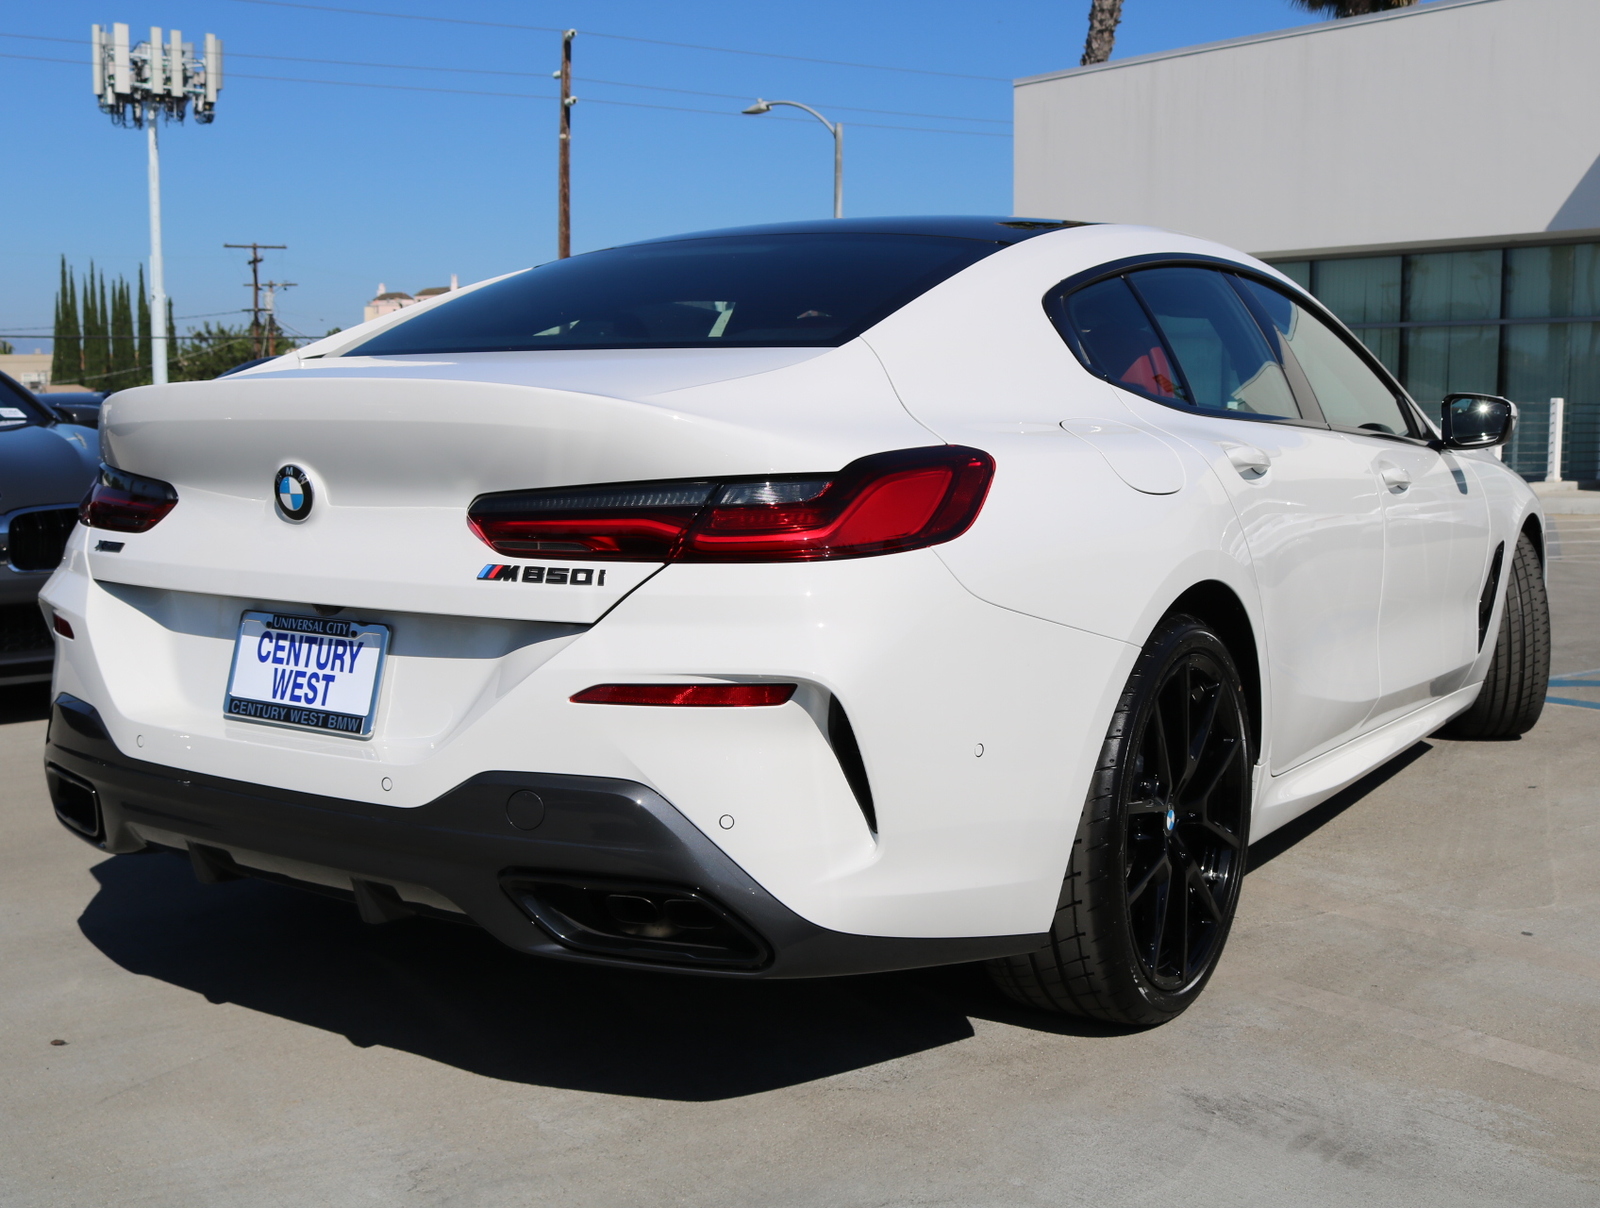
[
  {"x1": 558, "y1": 30, "x2": 575, "y2": 258},
  {"x1": 225, "y1": 242, "x2": 286, "y2": 357}
]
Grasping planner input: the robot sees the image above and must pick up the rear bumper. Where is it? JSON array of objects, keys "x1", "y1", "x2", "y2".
[{"x1": 45, "y1": 694, "x2": 1044, "y2": 979}]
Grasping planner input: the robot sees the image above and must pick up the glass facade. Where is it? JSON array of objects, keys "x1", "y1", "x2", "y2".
[{"x1": 1271, "y1": 242, "x2": 1600, "y2": 482}]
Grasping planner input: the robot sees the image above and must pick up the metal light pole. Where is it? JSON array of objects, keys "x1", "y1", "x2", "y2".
[
  {"x1": 146, "y1": 107, "x2": 167, "y2": 382},
  {"x1": 92, "y1": 23, "x2": 223, "y2": 386},
  {"x1": 742, "y1": 99, "x2": 843, "y2": 219}
]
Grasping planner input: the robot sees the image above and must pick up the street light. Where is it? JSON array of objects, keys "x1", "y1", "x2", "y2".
[{"x1": 742, "y1": 99, "x2": 842, "y2": 219}]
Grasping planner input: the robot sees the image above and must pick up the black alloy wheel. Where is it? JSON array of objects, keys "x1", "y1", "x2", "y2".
[
  {"x1": 988, "y1": 615, "x2": 1253, "y2": 1025},
  {"x1": 1122, "y1": 641, "x2": 1250, "y2": 993}
]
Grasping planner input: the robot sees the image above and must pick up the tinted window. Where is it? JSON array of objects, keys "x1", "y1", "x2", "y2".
[
  {"x1": 1060, "y1": 277, "x2": 1187, "y2": 402},
  {"x1": 347, "y1": 233, "x2": 1000, "y2": 354},
  {"x1": 1127, "y1": 268, "x2": 1302, "y2": 419},
  {"x1": 1234, "y1": 277, "x2": 1413, "y2": 436},
  {"x1": 0, "y1": 373, "x2": 49, "y2": 429}
]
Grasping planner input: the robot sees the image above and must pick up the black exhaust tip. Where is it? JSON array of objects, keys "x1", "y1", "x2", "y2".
[
  {"x1": 45, "y1": 763, "x2": 102, "y2": 841},
  {"x1": 502, "y1": 873, "x2": 771, "y2": 970}
]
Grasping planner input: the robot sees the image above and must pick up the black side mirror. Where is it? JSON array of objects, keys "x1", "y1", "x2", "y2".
[{"x1": 1440, "y1": 393, "x2": 1516, "y2": 450}]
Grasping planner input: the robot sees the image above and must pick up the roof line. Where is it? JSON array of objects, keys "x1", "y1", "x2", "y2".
[{"x1": 1014, "y1": 0, "x2": 1503, "y2": 88}]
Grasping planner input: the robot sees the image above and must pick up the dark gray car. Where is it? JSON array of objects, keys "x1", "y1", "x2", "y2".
[{"x1": 0, "y1": 371, "x2": 99, "y2": 685}]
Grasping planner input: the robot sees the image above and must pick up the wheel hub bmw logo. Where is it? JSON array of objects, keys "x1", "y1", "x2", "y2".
[
  {"x1": 275, "y1": 465, "x2": 314, "y2": 521},
  {"x1": 1164, "y1": 807, "x2": 1176, "y2": 832}
]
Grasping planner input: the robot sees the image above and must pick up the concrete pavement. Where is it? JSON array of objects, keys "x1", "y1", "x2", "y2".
[{"x1": 2, "y1": 518, "x2": 1597, "y2": 1207}]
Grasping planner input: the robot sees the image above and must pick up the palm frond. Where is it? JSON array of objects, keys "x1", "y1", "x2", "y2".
[{"x1": 1290, "y1": 0, "x2": 1416, "y2": 15}]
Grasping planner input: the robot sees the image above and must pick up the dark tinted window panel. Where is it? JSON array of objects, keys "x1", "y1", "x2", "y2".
[
  {"x1": 1058, "y1": 276, "x2": 1187, "y2": 403},
  {"x1": 1128, "y1": 268, "x2": 1301, "y2": 419},
  {"x1": 347, "y1": 233, "x2": 1001, "y2": 354}
]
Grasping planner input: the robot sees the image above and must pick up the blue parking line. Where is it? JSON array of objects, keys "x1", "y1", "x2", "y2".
[
  {"x1": 1548, "y1": 679, "x2": 1600, "y2": 688},
  {"x1": 1546, "y1": 695, "x2": 1600, "y2": 711}
]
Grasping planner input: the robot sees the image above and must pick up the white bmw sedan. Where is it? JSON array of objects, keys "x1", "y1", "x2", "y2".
[{"x1": 41, "y1": 218, "x2": 1549, "y2": 1025}]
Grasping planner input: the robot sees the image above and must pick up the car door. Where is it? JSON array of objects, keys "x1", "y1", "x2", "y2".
[
  {"x1": 1054, "y1": 266, "x2": 1386, "y2": 774},
  {"x1": 1234, "y1": 277, "x2": 1494, "y2": 726}
]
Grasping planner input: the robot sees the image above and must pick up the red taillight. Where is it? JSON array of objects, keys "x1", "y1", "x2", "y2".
[
  {"x1": 468, "y1": 446, "x2": 993, "y2": 563},
  {"x1": 571, "y1": 683, "x2": 797, "y2": 707},
  {"x1": 80, "y1": 464, "x2": 179, "y2": 533}
]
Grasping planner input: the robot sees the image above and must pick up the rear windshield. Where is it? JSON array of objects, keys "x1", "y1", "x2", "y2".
[{"x1": 344, "y1": 232, "x2": 1002, "y2": 355}]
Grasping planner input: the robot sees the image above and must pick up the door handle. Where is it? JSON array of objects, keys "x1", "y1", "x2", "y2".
[
  {"x1": 1223, "y1": 443, "x2": 1272, "y2": 479},
  {"x1": 1379, "y1": 463, "x2": 1412, "y2": 492}
]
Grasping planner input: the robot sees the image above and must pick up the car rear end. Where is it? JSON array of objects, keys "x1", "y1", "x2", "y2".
[{"x1": 39, "y1": 220, "x2": 1130, "y2": 977}]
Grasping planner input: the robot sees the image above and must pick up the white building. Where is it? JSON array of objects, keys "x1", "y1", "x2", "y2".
[{"x1": 1015, "y1": 0, "x2": 1600, "y2": 481}]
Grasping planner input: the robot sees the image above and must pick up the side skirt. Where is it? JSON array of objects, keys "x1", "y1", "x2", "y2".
[{"x1": 1250, "y1": 684, "x2": 1481, "y2": 843}]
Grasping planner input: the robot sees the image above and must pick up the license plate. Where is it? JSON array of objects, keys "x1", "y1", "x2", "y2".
[{"x1": 224, "y1": 611, "x2": 389, "y2": 738}]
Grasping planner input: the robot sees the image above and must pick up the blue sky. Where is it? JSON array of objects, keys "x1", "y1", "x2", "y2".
[{"x1": 0, "y1": 1, "x2": 1435, "y2": 348}]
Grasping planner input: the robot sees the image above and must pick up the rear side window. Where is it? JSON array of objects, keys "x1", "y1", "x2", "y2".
[
  {"x1": 1059, "y1": 277, "x2": 1188, "y2": 403},
  {"x1": 1233, "y1": 276, "x2": 1414, "y2": 437},
  {"x1": 345, "y1": 233, "x2": 1002, "y2": 354},
  {"x1": 1124, "y1": 268, "x2": 1302, "y2": 419}
]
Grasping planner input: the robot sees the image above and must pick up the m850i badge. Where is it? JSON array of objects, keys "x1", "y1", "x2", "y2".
[{"x1": 478, "y1": 564, "x2": 608, "y2": 586}]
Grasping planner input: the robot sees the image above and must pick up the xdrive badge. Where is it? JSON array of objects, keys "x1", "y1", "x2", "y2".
[{"x1": 275, "y1": 465, "x2": 314, "y2": 521}]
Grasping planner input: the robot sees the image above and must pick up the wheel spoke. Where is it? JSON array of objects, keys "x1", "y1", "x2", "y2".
[
  {"x1": 1127, "y1": 852, "x2": 1171, "y2": 905},
  {"x1": 1197, "y1": 816, "x2": 1243, "y2": 849},
  {"x1": 1190, "y1": 868, "x2": 1225, "y2": 924},
  {"x1": 1177, "y1": 679, "x2": 1220, "y2": 797},
  {"x1": 1127, "y1": 795, "x2": 1167, "y2": 816},
  {"x1": 1149, "y1": 700, "x2": 1174, "y2": 796},
  {"x1": 1167, "y1": 859, "x2": 1189, "y2": 979},
  {"x1": 1183, "y1": 733, "x2": 1240, "y2": 818},
  {"x1": 1148, "y1": 871, "x2": 1172, "y2": 968}
]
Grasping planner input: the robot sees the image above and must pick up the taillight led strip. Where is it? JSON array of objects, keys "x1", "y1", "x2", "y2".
[
  {"x1": 468, "y1": 445, "x2": 994, "y2": 563},
  {"x1": 571, "y1": 683, "x2": 796, "y2": 707}
]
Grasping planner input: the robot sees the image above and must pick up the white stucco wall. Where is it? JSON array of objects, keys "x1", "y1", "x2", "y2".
[{"x1": 1014, "y1": 0, "x2": 1600, "y2": 257}]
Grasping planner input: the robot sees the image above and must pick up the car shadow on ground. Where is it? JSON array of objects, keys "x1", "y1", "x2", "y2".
[
  {"x1": 74, "y1": 741, "x2": 1430, "y2": 1101},
  {"x1": 79, "y1": 849, "x2": 1136, "y2": 1101},
  {"x1": 0, "y1": 684, "x2": 50, "y2": 726},
  {"x1": 1246, "y1": 740, "x2": 1433, "y2": 870}
]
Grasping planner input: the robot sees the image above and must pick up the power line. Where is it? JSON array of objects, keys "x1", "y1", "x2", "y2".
[
  {"x1": 1, "y1": 52, "x2": 1007, "y2": 136},
  {"x1": 0, "y1": 32, "x2": 1010, "y2": 126},
  {"x1": 223, "y1": 0, "x2": 1012, "y2": 81}
]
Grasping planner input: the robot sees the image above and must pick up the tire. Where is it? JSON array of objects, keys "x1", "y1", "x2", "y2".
[
  {"x1": 1440, "y1": 532, "x2": 1550, "y2": 740},
  {"x1": 988, "y1": 614, "x2": 1252, "y2": 1026}
]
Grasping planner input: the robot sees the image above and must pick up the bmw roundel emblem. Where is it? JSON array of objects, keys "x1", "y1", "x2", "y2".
[{"x1": 275, "y1": 465, "x2": 314, "y2": 521}]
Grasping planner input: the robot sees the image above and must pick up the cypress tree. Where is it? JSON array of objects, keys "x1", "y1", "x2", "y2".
[
  {"x1": 137, "y1": 265, "x2": 151, "y2": 384},
  {"x1": 110, "y1": 279, "x2": 136, "y2": 387},
  {"x1": 51, "y1": 257, "x2": 82, "y2": 386},
  {"x1": 98, "y1": 274, "x2": 111, "y2": 385},
  {"x1": 80, "y1": 266, "x2": 104, "y2": 387}
]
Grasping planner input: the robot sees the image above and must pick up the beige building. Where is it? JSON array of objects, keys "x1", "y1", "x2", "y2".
[
  {"x1": 363, "y1": 275, "x2": 459, "y2": 324},
  {"x1": 0, "y1": 352, "x2": 53, "y2": 392}
]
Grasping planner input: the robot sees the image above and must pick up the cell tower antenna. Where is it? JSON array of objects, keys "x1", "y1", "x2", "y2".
[{"x1": 92, "y1": 23, "x2": 224, "y2": 386}]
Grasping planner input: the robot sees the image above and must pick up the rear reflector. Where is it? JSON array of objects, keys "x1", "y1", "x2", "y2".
[
  {"x1": 571, "y1": 683, "x2": 797, "y2": 707},
  {"x1": 468, "y1": 445, "x2": 994, "y2": 563},
  {"x1": 52, "y1": 614, "x2": 74, "y2": 640},
  {"x1": 80, "y1": 464, "x2": 179, "y2": 533}
]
